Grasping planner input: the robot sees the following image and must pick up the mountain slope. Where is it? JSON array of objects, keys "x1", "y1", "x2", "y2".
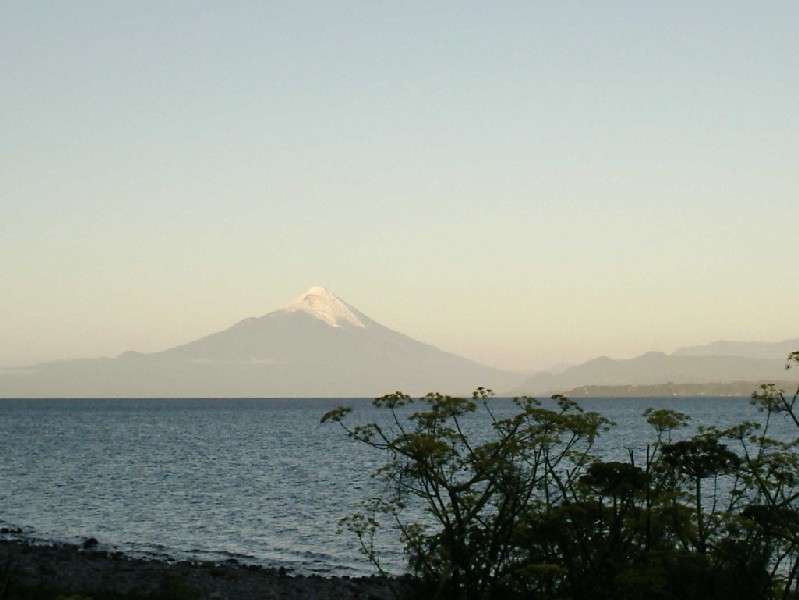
[
  {"x1": 508, "y1": 351, "x2": 790, "y2": 396},
  {"x1": 0, "y1": 287, "x2": 521, "y2": 398},
  {"x1": 673, "y1": 338, "x2": 799, "y2": 360}
]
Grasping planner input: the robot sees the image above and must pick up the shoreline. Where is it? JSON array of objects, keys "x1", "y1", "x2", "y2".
[{"x1": 1, "y1": 538, "x2": 397, "y2": 599}]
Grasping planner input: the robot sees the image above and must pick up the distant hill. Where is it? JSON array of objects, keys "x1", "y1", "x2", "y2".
[
  {"x1": 674, "y1": 338, "x2": 799, "y2": 360},
  {"x1": 507, "y1": 351, "x2": 791, "y2": 396},
  {"x1": 0, "y1": 287, "x2": 522, "y2": 398},
  {"x1": 558, "y1": 381, "x2": 798, "y2": 398}
]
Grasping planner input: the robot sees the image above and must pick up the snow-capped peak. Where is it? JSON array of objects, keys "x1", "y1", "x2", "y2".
[{"x1": 282, "y1": 286, "x2": 366, "y2": 328}]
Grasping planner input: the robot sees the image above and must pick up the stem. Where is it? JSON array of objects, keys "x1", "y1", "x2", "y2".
[{"x1": 696, "y1": 476, "x2": 705, "y2": 554}]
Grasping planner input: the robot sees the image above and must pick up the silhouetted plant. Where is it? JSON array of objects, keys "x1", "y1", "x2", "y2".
[{"x1": 324, "y1": 350, "x2": 799, "y2": 600}]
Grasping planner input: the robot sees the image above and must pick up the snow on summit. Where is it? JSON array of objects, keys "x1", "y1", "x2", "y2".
[{"x1": 282, "y1": 286, "x2": 366, "y2": 328}]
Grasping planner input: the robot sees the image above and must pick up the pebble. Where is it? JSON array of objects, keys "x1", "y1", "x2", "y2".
[{"x1": 2, "y1": 540, "x2": 398, "y2": 600}]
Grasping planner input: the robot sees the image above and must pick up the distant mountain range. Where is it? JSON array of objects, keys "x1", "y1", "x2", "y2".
[
  {"x1": 673, "y1": 339, "x2": 799, "y2": 360},
  {"x1": 509, "y1": 350, "x2": 795, "y2": 396},
  {"x1": 0, "y1": 287, "x2": 796, "y2": 398}
]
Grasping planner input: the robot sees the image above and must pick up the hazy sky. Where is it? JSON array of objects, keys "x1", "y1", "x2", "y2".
[{"x1": 2, "y1": 1, "x2": 797, "y2": 371}]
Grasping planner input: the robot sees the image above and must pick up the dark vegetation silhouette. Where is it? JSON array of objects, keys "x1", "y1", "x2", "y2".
[{"x1": 323, "y1": 352, "x2": 799, "y2": 600}]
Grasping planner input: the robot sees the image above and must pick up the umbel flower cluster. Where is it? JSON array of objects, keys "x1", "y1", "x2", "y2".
[{"x1": 323, "y1": 353, "x2": 799, "y2": 600}]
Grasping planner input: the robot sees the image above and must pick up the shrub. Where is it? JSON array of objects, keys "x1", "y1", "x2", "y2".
[{"x1": 324, "y1": 352, "x2": 799, "y2": 600}]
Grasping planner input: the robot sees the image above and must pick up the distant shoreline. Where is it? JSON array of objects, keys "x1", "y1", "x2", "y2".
[
  {"x1": 549, "y1": 380, "x2": 797, "y2": 398},
  {"x1": 0, "y1": 388, "x2": 788, "y2": 401}
]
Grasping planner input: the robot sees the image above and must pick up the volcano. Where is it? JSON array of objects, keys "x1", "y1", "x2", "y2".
[{"x1": 0, "y1": 287, "x2": 521, "y2": 398}]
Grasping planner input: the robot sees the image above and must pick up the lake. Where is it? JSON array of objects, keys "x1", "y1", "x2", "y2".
[{"x1": 0, "y1": 396, "x2": 793, "y2": 575}]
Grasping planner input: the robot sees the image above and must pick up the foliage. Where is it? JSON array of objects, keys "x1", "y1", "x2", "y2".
[{"x1": 324, "y1": 353, "x2": 799, "y2": 600}]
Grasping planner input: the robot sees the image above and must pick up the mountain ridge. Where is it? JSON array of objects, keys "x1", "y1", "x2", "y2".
[
  {"x1": 2, "y1": 288, "x2": 796, "y2": 398},
  {"x1": 508, "y1": 352, "x2": 793, "y2": 396},
  {"x1": 673, "y1": 338, "x2": 799, "y2": 360}
]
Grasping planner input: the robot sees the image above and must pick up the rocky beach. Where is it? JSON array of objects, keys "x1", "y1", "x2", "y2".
[{"x1": 0, "y1": 538, "x2": 396, "y2": 600}]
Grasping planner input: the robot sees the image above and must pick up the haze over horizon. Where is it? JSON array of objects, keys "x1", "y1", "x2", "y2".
[
  {"x1": 3, "y1": 283, "x2": 797, "y2": 376},
  {"x1": 3, "y1": 1, "x2": 797, "y2": 372},
  {"x1": 1, "y1": 285, "x2": 794, "y2": 399}
]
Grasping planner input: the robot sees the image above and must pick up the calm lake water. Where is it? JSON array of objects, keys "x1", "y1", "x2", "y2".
[{"x1": 0, "y1": 397, "x2": 794, "y2": 575}]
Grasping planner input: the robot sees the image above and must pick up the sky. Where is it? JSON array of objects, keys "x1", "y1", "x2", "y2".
[{"x1": 1, "y1": 1, "x2": 797, "y2": 372}]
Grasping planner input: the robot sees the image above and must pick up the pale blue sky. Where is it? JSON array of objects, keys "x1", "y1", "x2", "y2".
[{"x1": 2, "y1": 1, "x2": 797, "y2": 370}]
